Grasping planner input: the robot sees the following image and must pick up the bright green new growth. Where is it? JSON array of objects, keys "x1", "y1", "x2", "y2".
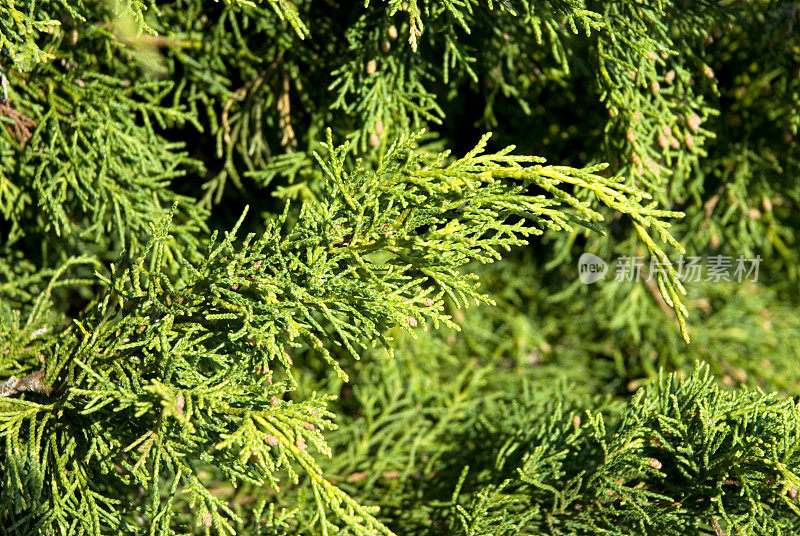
[{"x1": 2, "y1": 130, "x2": 685, "y2": 534}]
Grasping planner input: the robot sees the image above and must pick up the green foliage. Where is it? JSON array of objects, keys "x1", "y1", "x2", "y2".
[
  {"x1": 446, "y1": 364, "x2": 800, "y2": 535},
  {"x1": 1, "y1": 124, "x2": 687, "y2": 534},
  {"x1": 2, "y1": 0, "x2": 799, "y2": 535}
]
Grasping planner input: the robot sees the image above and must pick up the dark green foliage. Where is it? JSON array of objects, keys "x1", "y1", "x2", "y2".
[
  {"x1": 1, "y1": 1, "x2": 799, "y2": 535},
  {"x1": 445, "y1": 364, "x2": 800, "y2": 535}
]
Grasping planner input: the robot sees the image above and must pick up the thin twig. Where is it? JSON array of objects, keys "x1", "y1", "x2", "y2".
[{"x1": 0, "y1": 369, "x2": 52, "y2": 397}]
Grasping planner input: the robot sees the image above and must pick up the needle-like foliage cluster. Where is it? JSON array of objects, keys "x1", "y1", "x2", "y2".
[{"x1": 1, "y1": 1, "x2": 799, "y2": 535}]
